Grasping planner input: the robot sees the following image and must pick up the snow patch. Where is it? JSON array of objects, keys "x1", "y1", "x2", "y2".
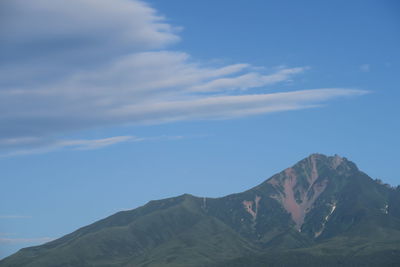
[
  {"x1": 381, "y1": 204, "x2": 388, "y2": 214},
  {"x1": 202, "y1": 197, "x2": 207, "y2": 209},
  {"x1": 315, "y1": 202, "x2": 336, "y2": 238}
]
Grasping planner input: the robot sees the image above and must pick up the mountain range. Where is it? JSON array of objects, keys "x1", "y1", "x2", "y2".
[{"x1": 1, "y1": 154, "x2": 400, "y2": 266}]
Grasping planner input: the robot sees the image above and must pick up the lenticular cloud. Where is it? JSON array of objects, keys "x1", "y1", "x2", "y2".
[{"x1": 0, "y1": 0, "x2": 365, "y2": 153}]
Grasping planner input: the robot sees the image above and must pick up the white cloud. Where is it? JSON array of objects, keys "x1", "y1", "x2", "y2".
[
  {"x1": 109, "y1": 88, "x2": 367, "y2": 123},
  {"x1": 0, "y1": 0, "x2": 366, "y2": 154},
  {"x1": 0, "y1": 135, "x2": 184, "y2": 157},
  {"x1": 189, "y1": 67, "x2": 307, "y2": 92},
  {"x1": 1, "y1": 0, "x2": 178, "y2": 54},
  {"x1": 57, "y1": 136, "x2": 139, "y2": 151}
]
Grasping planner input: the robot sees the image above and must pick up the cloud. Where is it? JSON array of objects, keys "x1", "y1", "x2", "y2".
[
  {"x1": 1, "y1": 0, "x2": 179, "y2": 70},
  {"x1": 109, "y1": 88, "x2": 366, "y2": 123},
  {"x1": 57, "y1": 136, "x2": 140, "y2": 151},
  {"x1": 0, "y1": 135, "x2": 184, "y2": 157},
  {"x1": 188, "y1": 67, "x2": 308, "y2": 92},
  {"x1": 0, "y1": 0, "x2": 366, "y2": 155}
]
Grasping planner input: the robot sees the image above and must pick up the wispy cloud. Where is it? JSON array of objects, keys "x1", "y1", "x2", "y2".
[
  {"x1": 188, "y1": 67, "x2": 308, "y2": 92},
  {"x1": 0, "y1": 0, "x2": 366, "y2": 155},
  {"x1": 109, "y1": 88, "x2": 367, "y2": 123},
  {"x1": 0, "y1": 135, "x2": 184, "y2": 157},
  {"x1": 57, "y1": 136, "x2": 140, "y2": 151}
]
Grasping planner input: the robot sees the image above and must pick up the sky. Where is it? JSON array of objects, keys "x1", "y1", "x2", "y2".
[{"x1": 1, "y1": 0, "x2": 399, "y2": 259}]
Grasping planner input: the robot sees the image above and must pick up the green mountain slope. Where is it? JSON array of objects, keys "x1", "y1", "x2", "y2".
[{"x1": 2, "y1": 154, "x2": 400, "y2": 267}]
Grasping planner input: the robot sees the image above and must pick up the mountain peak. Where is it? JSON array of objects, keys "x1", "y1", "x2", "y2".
[
  {"x1": 265, "y1": 153, "x2": 356, "y2": 230},
  {"x1": 2, "y1": 154, "x2": 399, "y2": 267},
  {"x1": 299, "y1": 153, "x2": 357, "y2": 172}
]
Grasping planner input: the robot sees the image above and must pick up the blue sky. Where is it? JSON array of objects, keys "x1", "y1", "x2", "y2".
[{"x1": 1, "y1": 0, "x2": 399, "y2": 259}]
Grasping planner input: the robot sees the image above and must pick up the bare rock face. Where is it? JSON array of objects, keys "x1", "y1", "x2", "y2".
[
  {"x1": 242, "y1": 195, "x2": 261, "y2": 221},
  {"x1": 267, "y1": 154, "x2": 346, "y2": 230}
]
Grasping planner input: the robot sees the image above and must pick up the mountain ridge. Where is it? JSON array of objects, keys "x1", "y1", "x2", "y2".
[{"x1": 1, "y1": 153, "x2": 400, "y2": 266}]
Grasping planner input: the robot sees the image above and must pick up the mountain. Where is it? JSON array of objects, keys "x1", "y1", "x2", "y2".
[{"x1": 2, "y1": 154, "x2": 400, "y2": 266}]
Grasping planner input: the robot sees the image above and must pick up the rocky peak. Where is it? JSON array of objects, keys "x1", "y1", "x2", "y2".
[{"x1": 266, "y1": 153, "x2": 355, "y2": 230}]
